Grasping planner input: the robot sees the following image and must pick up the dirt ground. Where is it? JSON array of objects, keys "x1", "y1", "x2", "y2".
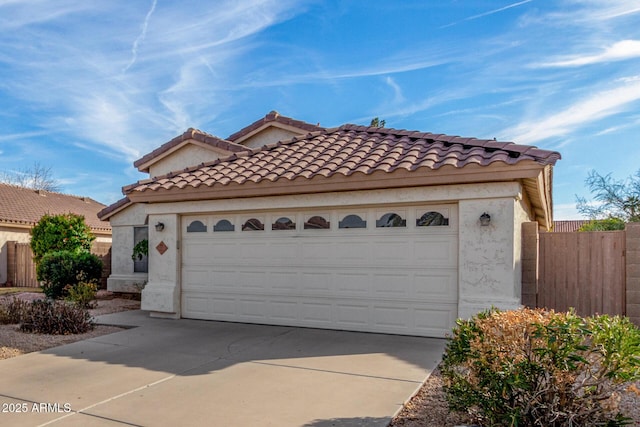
[{"x1": 0, "y1": 290, "x2": 140, "y2": 360}]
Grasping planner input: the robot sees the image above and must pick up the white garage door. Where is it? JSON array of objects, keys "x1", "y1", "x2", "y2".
[{"x1": 181, "y1": 204, "x2": 458, "y2": 337}]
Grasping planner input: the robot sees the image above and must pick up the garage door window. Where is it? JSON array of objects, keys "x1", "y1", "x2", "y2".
[
  {"x1": 376, "y1": 212, "x2": 406, "y2": 227},
  {"x1": 272, "y1": 217, "x2": 295, "y2": 230},
  {"x1": 417, "y1": 211, "x2": 449, "y2": 226},
  {"x1": 213, "y1": 219, "x2": 235, "y2": 232},
  {"x1": 339, "y1": 214, "x2": 366, "y2": 229},
  {"x1": 242, "y1": 218, "x2": 264, "y2": 231},
  {"x1": 304, "y1": 215, "x2": 330, "y2": 230},
  {"x1": 186, "y1": 220, "x2": 207, "y2": 232}
]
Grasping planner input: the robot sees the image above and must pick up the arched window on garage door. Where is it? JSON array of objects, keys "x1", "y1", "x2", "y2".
[
  {"x1": 242, "y1": 218, "x2": 264, "y2": 231},
  {"x1": 416, "y1": 211, "x2": 449, "y2": 226}
]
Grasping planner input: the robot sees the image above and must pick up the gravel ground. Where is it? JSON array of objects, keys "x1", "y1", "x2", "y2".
[{"x1": 0, "y1": 291, "x2": 140, "y2": 361}]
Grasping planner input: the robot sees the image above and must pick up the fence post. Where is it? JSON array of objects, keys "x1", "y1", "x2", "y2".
[
  {"x1": 626, "y1": 222, "x2": 640, "y2": 326},
  {"x1": 521, "y1": 222, "x2": 539, "y2": 308}
]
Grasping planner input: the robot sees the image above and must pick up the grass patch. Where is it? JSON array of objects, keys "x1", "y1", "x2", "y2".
[{"x1": 0, "y1": 287, "x2": 42, "y2": 296}]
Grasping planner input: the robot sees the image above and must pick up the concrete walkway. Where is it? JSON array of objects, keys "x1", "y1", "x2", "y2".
[{"x1": 0, "y1": 311, "x2": 445, "y2": 427}]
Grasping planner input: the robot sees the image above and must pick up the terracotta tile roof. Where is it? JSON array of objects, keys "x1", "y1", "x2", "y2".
[
  {"x1": 0, "y1": 183, "x2": 111, "y2": 232},
  {"x1": 227, "y1": 110, "x2": 325, "y2": 142},
  {"x1": 124, "y1": 124, "x2": 561, "y2": 196},
  {"x1": 133, "y1": 128, "x2": 247, "y2": 172},
  {"x1": 97, "y1": 196, "x2": 130, "y2": 221},
  {"x1": 553, "y1": 220, "x2": 588, "y2": 232}
]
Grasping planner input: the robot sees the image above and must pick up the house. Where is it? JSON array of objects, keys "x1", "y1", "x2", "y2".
[
  {"x1": 553, "y1": 220, "x2": 589, "y2": 232},
  {"x1": 0, "y1": 183, "x2": 112, "y2": 285},
  {"x1": 99, "y1": 111, "x2": 561, "y2": 337}
]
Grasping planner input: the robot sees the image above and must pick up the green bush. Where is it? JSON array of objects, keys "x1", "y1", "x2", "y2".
[
  {"x1": 578, "y1": 217, "x2": 626, "y2": 231},
  {"x1": 19, "y1": 300, "x2": 93, "y2": 335},
  {"x1": 30, "y1": 213, "x2": 95, "y2": 264},
  {"x1": 37, "y1": 251, "x2": 103, "y2": 299},
  {"x1": 65, "y1": 281, "x2": 98, "y2": 308},
  {"x1": 442, "y1": 308, "x2": 640, "y2": 427}
]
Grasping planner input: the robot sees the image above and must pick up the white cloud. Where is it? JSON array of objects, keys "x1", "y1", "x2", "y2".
[
  {"x1": 123, "y1": 0, "x2": 157, "y2": 73},
  {"x1": 502, "y1": 77, "x2": 640, "y2": 144},
  {"x1": 384, "y1": 77, "x2": 405, "y2": 105},
  {"x1": 440, "y1": 0, "x2": 533, "y2": 29},
  {"x1": 539, "y1": 40, "x2": 640, "y2": 67}
]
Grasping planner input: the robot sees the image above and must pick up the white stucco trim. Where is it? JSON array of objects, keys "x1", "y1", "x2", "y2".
[{"x1": 144, "y1": 182, "x2": 522, "y2": 215}]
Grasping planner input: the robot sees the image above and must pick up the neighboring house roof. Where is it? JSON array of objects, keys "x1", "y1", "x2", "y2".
[
  {"x1": 227, "y1": 110, "x2": 324, "y2": 144},
  {"x1": 0, "y1": 183, "x2": 111, "y2": 233},
  {"x1": 553, "y1": 220, "x2": 588, "y2": 232},
  {"x1": 107, "y1": 124, "x2": 560, "y2": 227},
  {"x1": 133, "y1": 128, "x2": 247, "y2": 173}
]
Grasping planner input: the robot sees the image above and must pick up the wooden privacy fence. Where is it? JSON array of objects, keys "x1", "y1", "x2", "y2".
[
  {"x1": 6, "y1": 241, "x2": 112, "y2": 289},
  {"x1": 522, "y1": 222, "x2": 640, "y2": 326},
  {"x1": 6, "y1": 242, "x2": 37, "y2": 287}
]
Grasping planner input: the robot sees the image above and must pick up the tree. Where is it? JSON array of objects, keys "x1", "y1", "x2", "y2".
[
  {"x1": 30, "y1": 213, "x2": 95, "y2": 264},
  {"x1": 369, "y1": 117, "x2": 386, "y2": 128},
  {"x1": 0, "y1": 162, "x2": 61, "y2": 192},
  {"x1": 575, "y1": 169, "x2": 640, "y2": 226}
]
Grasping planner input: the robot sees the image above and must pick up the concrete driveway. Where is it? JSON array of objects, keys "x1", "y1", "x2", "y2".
[{"x1": 0, "y1": 310, "x2": 446, "y2": 427}]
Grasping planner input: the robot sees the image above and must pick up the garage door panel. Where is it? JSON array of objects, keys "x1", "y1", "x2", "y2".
[
  {"x1": 240, "y1": 242, "x2": 270, "y2": 262},
  {"x1": 372, "y1": 305, "x2": 411, "y2": 329},
  {"x1": 182, "y1": 295, "x2": 209, "y2": 315},
  {"x1": 301, "y1": 271, "x2": 332, "y2": 292},
  {"x1": 413, "y1": 239, "x2": 457, "y2": 267},
  {"x1": 302, "y1": 242, "x2": 333, "y2": 263},
  {"x1": 334, "y1": 272, "x2": 370, "y2": 295},
  {"x1": 269, "y1": 241, "x2": 299, "y2": 263},
  {"x1": 335, "y1": 303, "x2": 369, "y2": 327},
  {"x1": 301, "y1": 301, "x2": 333, "y2": 324},
  {"x1": 238, "y1": 298, "x2": 268, "y2": 320},
  {"x1": 269, "y1": 271, "x2": 299, "y2": 291},
  {"x1": 414, "y1": 304, "x2": 458, "y2": 334},
  {"x1": 413, "y1": 272, "x2": 458, "y2": 300},
  {"x1": 270, "y1": 299, "x2": 299, "y2": 321},
  {"x1": 238, "y1": 271, "x2": 267, "y2": 290},
  {"x1": 372, "y1": 273, "x2": 409, "y2": 297}
]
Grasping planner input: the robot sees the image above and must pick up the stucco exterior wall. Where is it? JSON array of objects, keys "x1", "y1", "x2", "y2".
[
  {"x1": 141, "y1": 213, "x2": 180, "y2": 318},
  {"x1": 148, "y1": 144, "x2": 225, "y2": 177},
  {"x1": 107, "y1": 203, "x2": 149, "y2": 292},
  {"x1": 134, "y1": 181, "x2": 530, "y2": 320},
  {"x1": 0, "y1": 227, "x2": 30, "y2": 284},
  {"x1": 241, "y1": 127, "x2": 301, "y2": 149}
]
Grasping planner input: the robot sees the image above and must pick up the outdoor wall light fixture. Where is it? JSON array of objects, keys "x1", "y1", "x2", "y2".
[
  {"x1": 155, "y1": 222, "x2": 165, "y2": 232},
  {"x1": 479, "y1": 212, "x2": 491, "y2": 226}
]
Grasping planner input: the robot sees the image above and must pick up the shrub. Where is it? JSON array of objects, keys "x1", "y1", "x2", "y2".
[
  {"x1": 0, "y1": 298, "x2": 32, "y2": 324},
  {"x1": 65, "y1": 281, "x2": 98, "y2": 308},
  {"x1": 578, "y1": 217, "x2": 626, "y2": 231},
  {"x1": 19, "y1": 300, "x2": 93, "y2": 335},
  {"x1": 37, "y1": 250, "x2": 103, "y2": 299},
  {"x1": 30, "y1": 213, "x2": 95, "y2": 264},
  {"x1": 442, "y1": 308, "x2": 640, "y2": 427}
]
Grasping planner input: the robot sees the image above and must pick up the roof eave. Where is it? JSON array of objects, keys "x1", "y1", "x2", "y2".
[{"x1": 125, "y1": 161, "x2": 549, "y2": 205}]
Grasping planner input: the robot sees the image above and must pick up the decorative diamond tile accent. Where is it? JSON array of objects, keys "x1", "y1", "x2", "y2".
[{"x1": 156, "y1": 241, "x2": 168, "y2": 255}]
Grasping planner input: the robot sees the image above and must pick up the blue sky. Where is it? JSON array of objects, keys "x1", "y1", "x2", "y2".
[{"x1": 1, "y1": 0, "x2": 639, "y2": 219}]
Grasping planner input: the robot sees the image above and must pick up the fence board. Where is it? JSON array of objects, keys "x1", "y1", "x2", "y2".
[{"x1": 537, "y1": 231, "x2": 625, "y2": 317}]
